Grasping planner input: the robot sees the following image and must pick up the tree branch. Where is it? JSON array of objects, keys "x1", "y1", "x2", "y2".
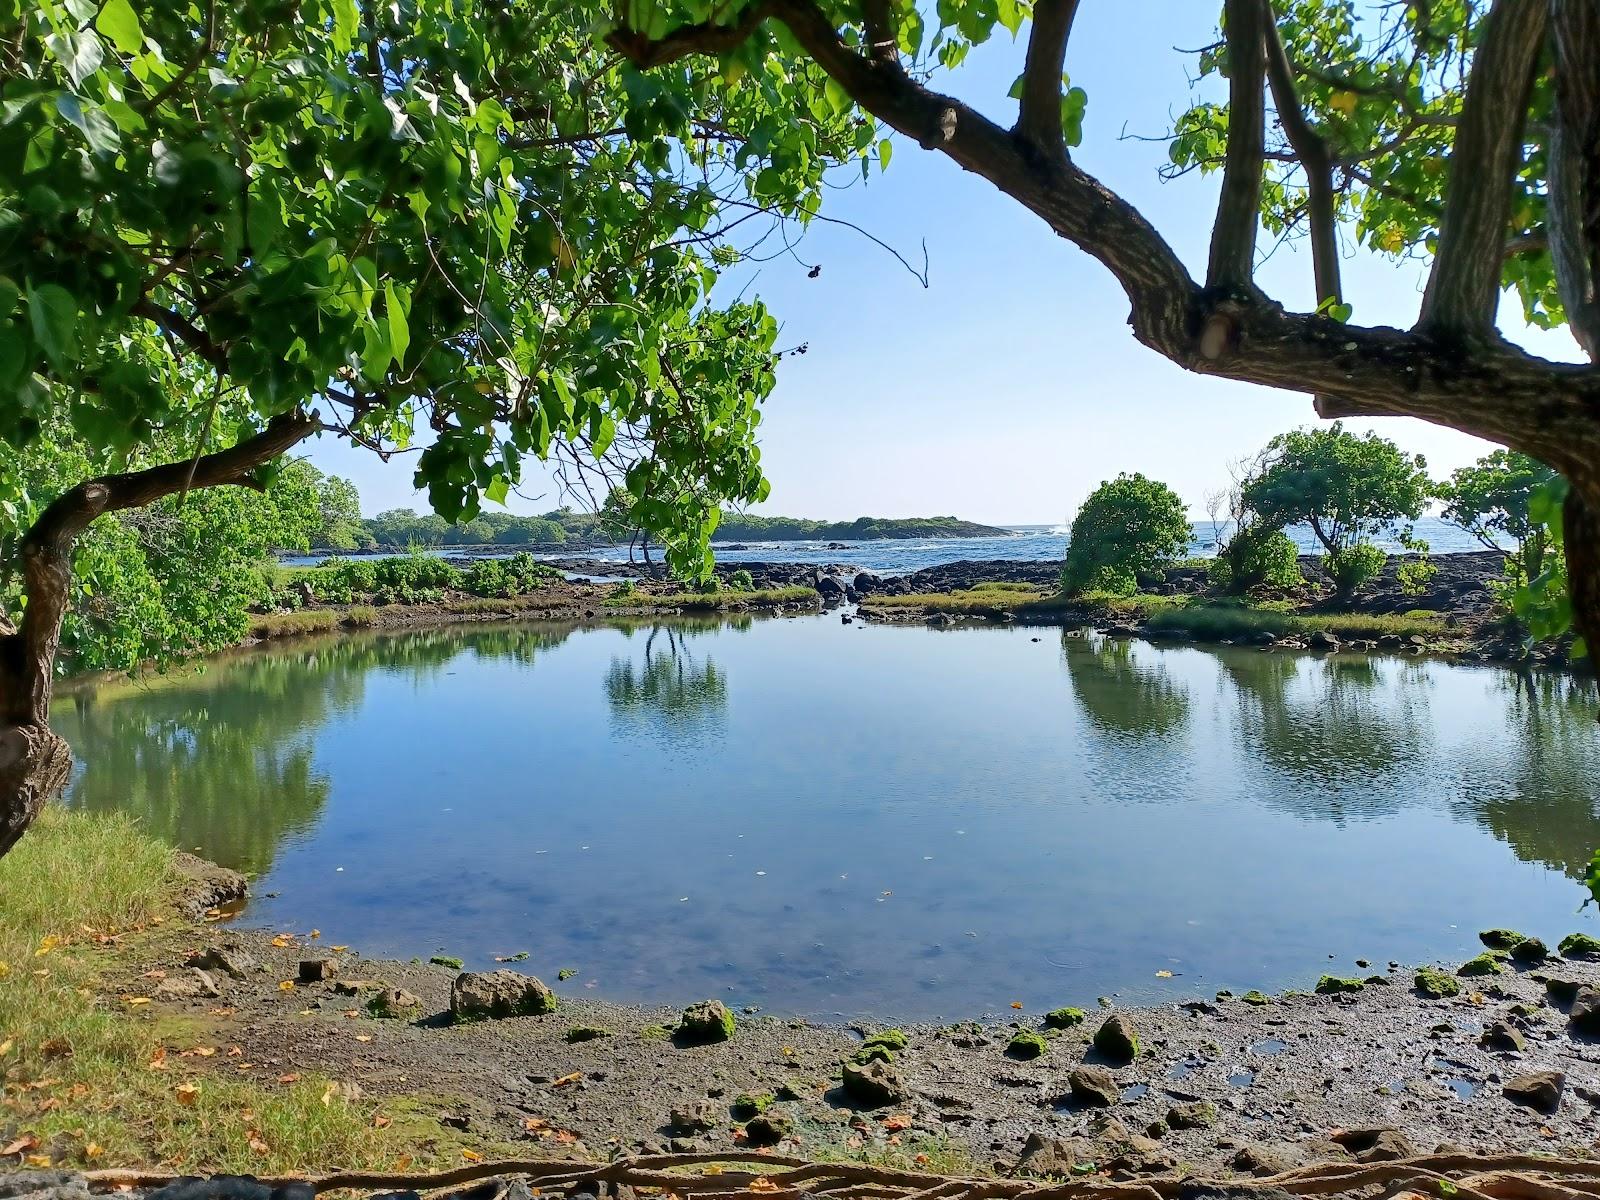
[
  {"x1": 862, "y1": 0, "x2": 898, "y2": 62},
  {"x1": 1261, "y1": 7, "x2": 1340, "y2": 308},
  {"x1": 132, "y1": 299, "x2": 230, "y2": 372},
  {"x1": 1014, "y1": 0, "x2": 1081, "y2": 160},
  {"x1": 1547, "y1": 0, "x2": 1600, "y2": 360},
  {"x1": 8, "y1": 411, "x2": 321, "y2": 727},
  {"x1": 1418, "y1": 0, "x2": 1547, "y2": 339},
  {"x1": 606, "y1": 0, "x2": 775, "y2": 69},
  {"x1": 1206, "y1": 0, "x2": 1268, "y2": 291}
]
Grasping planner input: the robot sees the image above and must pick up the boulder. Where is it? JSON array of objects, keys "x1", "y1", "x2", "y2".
[
  {"x1": 1331, "y1": 1127, "x2": 1413, "y2": 1162},
  {"x1": 186, "y1": 946, "x2": 258, "y2": 979},
  {"x1": 1093, "y1": 1014, "x2": 1139, "y2": 1065},
  {"x1": 155, "y1": 968, "x2": 221, "y2": 1000},
  {"x1": 743, "y1": 1113, "x2": 792, "y2": 1146},
  {"x1": 1165, "y1": 1100, "x2": 1217, "y2": 1130},
  {"x1": 677, "y1": 999, "x2": 735, "y2": 1043},
  {"x1": 1510, "y1": 937, "x2": 1549, "y2": 964},
  {"x1": 669, "y1": 1099, "x2": 719, "y2": 1134},
  {"x1": 1480, "y1": 1021, "x2": 1526, "y2": 1052},
  {"x1": 0, "y1": 1171, "x2": 91, "y2": 1200},
  {"x1": 815, "y1": 575, "x2": 847, "y2": 600},
  {"x1": 1066, "y1": 1065, "x2": 1119, "y2": 1108},
  {"x1": 172, "y1": 852, "x2": 247, "y2": 918},
  {"x1": 298, "y1": 958, "x2": 339, "y2": 983},
  {"x1": 841, "y1": 1058, "x2": 906, "y2": 1108},
  {"x1": 852, "y1": 571, "x2": 882, "y2": 596},
  {"x1": 368, "y1": 986, "x2": 422, "y2": 1018},
  {"x1": 1308, "y1": 630, "x2": 1340, "y2": 651},
  {"x1": 451, "y1": 970, "x2": 556, "y2": 1020},
  {"x1": 1568, "y1": 986, "x2": 1600, "y2": 1034},
  {"x1": 1504, "y1": 1070, "x2": 1565, "y2": 1113},
  {"x1": 1014, "y1": 1132, "x2": 1086, "y2": 1178}
]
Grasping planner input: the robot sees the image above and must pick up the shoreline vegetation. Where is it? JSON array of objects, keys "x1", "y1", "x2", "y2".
[{"x1": 5, "y1": 810, "x2": 1600, "y2": 1179}]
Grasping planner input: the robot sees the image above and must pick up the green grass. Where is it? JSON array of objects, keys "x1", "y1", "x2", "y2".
[
  {"x1": 607, "y1": 586, "x2": 817, "y2": 610},
  {"x1": 1145, "y1": 604, "x2": 1446, "y2": 643},
  {"x1": 0, "y1": 809, "x2": 484, "y2": 1174},
  {"x1": 248, "y1": 609, "x2": 340, "y2": 638},
  {"x1": 864, "y1": 584, "x2": 1047, "y2": 613}
]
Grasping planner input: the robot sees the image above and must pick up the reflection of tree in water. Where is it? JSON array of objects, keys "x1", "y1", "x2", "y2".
[
  {"x1": 1062, "y1": 634, "x2": 1190, "y2": 740},
  {"x1": 1215, "y1": 652, "x2": 1432, "y2": 821},
  {"x1": 1454, "y1": 670, "x2": 1600, "y2": 880},
  {"x1": 54, "y1": 625, "x2": 580, "y2": 873},
  {"x1": 604, "y1": 624, "x2": 728, "y2": 739}
]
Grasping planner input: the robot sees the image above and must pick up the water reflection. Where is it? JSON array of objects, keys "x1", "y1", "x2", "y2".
[{"x1": 49, "y1": 616, "x2": 1600, "y2": 1016}]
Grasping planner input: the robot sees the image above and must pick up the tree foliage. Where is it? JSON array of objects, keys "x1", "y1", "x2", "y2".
[
  {"x1": 1061, "y1": 473, "x2": 1191, "y2": 596},
  {"x1": 1244, "y1": 424, "x2": 1429, "y2": 594},
  {"x1": 1439, "y1": 450, "x2": 1560, "y2": 582}
]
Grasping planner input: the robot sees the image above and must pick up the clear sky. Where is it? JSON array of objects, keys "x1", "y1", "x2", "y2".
[{"x1": 303, "y1": 1, "x2": 1584, "y2": 524}]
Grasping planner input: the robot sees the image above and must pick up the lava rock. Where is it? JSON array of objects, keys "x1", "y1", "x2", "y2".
[
  {"x1": 677, "y1": 999, "x2": 735, "y2": 1043},
  {"x1": 156, "y1": 968, "x2": 221, "y2": 1000},
  {"x1": 841, "y1": 1058, "x2": 906, "y2": 1108},
  {"x1": 186, "y1": 947, "x2": 257, "y2": 980},
  {"x1": 669, "y1": 1100, "x2": 719, "y2": 1134},
  {"x1": 1510, "y1": 937, "x2": 1549, "y2": 964},
  {"x1": 298, "y1": 958, "x2": 339, "y2": 983},
  {"x1": 367, "y1": 986, "x2": 422, "y2": 1018},
  {"x1": 1568, "y1": 986, "x2": 1600, "y2": 1034},
  {"x1": 1504, "y1": 1070, "x2": 1565, "y2": 1113},
  {"x1": 1331, "y1": 1128, "x2": 1413, "y2": 1162},
  {"x1": 743, "y1": 1113, "x2": 792, "y2": 1146},
  {"x1": 172, "y1": 853, "x2": 248, "y2": 918},
  {"x1": 1014, "y1": 1132, "x2": 1085, "y2": 1178},
  {"x1": 450, "y1": 970, "x2": 556, "y2": 1020},
  {"x1": 1093, "y1": 1014, "x2": 1140, "y2": 1065},
  {"x1": 1066, "y1": 1065, "x2": 1119, "y2": 1108},
  {"x1": 0, "y1": 1170, "x2": 91, "y2": 1200},
  {"x1": 1480, "y1": 1021, "x2": 1526, "y2": 1052},
  {"x1": 1166, "y1": 1100, "x2": 1217, "y2": 1130}
]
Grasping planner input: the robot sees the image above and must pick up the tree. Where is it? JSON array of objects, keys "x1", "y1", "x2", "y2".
[
  {"x1": 1061, "y1": 473, "x2": 1191, "y2": 595},
  {"x1": 0, "y1": 0, "x2": 859, "y2": 853},
  {"x1": 1244, "y1": 425, "x2": 1429, "y2": 594},
  {"x1": 1439, "y1": 450, "x2": 1561, "y2": 583},
  {"x1": 604, "y1": 0, "x2": 1600, "y2": 651},
  {"x1": 1209, "y1": 451, "x2": 1303, "y2": 594}
]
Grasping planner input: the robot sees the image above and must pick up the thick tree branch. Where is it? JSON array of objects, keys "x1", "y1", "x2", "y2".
[
  {"x1": 1261, "y1": 7, "x2": 1341, "y2": 308},
  {"x1": 132, "y1": 299, "x2": 230, "y2": 372},
  {"x1": 1014, "y1": 0, "x2": 1081, "y2": 160},
  {"x1": 606, "y1": 0, "x2": 775, "y2": 69},
  {"x1": 1206, "y1": 0, "x2": 1268, "y2": 291},
  {"x1": 1418, "y1": 0, "x2": 1546, "y2": 338},
  {"x1": 862, "y1": 0, "x2": 897, "y2": 62},
  {"x1": 4, "y1": 410, "x2": 321, "y2": 729},
  {"x1": 1547, "y1": 0, "x2": 1600, "y2": 359}
]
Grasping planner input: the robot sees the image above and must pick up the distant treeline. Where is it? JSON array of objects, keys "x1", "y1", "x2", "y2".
[{"x1": 317, "y1": 506, "x2": 1008, "y2": 551}]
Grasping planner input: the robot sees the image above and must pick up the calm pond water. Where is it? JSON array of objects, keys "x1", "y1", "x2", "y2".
[{"x1": 56, "y1": 615, "x2": 1600, "y2": 1020}]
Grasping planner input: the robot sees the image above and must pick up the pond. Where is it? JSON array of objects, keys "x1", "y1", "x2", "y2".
[{"x1": 56, "y1": 614, "x2": 1600, "y2": 1021}]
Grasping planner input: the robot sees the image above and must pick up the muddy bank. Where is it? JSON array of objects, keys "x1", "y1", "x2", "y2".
[{"x1": 131, "y1": 913, "x2": 1600, "y2": 1179}]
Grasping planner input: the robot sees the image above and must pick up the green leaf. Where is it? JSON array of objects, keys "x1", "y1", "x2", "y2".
[
  {"x1": 56, "y1": 94, "x2": 119, "y2": 154},
  {"x1": 46, "y1": 30, "x2": 104, "y2": 90},
  {"x1": 27, "y1": 283, "x2": 79, "y2": 370},
  {"x1": 385, "y1": 281, "x2": 410, "y2": 368},
  {"x1": 877, "y1": 138, "x2": 892, "y2": 169},
  {"x1": 330, "y1": 0, "x2": 360, "y2": 51},
  {"x1": 484, "y1": 475, "x2": 509, "y2": 506},
  {"x1": 996, "y1": 0, "x2": 1024, "y2": 36},
  {"x1": 95, "y1": 0, "x2": 144, "y2": 54}
]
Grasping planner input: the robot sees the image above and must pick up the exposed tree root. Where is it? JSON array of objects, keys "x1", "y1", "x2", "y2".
[{"x1": 80, "y1": 1150, "x2": 1600, "y2": 1200}]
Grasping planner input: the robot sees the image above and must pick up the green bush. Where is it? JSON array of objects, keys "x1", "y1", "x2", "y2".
[
  {"x1": 1062, "y1": 473, "x2": 1191, "y2": 597},
  {"x1": 729, "y1": 569, "x2": 755, "y2": 591},
  {"x1": 1324, "y1": 543, "x2": 1387, "y2": 595},
  {"x1": 1209, "y1": 526, "x2": 1302, "y2": 593}
]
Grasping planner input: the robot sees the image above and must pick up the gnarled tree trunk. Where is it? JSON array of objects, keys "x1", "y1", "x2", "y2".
[{"x1": 0, "y1": 412, "x2": 319, "y2": 859}]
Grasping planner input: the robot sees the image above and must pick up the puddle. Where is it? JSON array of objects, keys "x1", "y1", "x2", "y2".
[
  {"x1": 1444, "y1": 1078, "x2": 1477, "y2": 1100},
  {"x1": 1228, "y1": 1071, "x2": 1256, "y2": 1088},
  {"x1": 1121, "y1": 1083, "x2": 1149, "y2": 1102},
  {"x1": 1167, "y1": 1058, "x2": 1202, "y2": 1080},
  {"x1": 1250, "y1": 1038, "x2": 1287, "y2": 1056}
]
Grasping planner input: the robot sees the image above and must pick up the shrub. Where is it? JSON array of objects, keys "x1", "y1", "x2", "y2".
[
  {"x1": 1062, "y1": 473, "x2": 1191, "y2": 596},
  {"x1": 729, "y1": 569, "x2": 755, "y2": 591},
  {"x1": 1324, "y1": 543, "x2": 1387, "y2": 595},
  {"x1": 1209, "y1": 526, "x2": 1302, "y2": 593}
]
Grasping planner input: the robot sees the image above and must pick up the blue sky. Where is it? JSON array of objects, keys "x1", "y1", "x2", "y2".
[{"x1": 305, "y1": 1, "x2": 1584, "y2": 524}]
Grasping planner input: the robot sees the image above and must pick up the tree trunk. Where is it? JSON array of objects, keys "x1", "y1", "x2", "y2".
[
  {"x1": 1565, "y1": 478, "x2": 1600, "y2": 675},
  {"x1": 0, "y1": 719, "x2": 73, "y2": 858}
]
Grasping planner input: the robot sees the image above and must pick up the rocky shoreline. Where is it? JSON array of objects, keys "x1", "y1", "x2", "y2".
[{"x1": 114, "y1": 864, "x2": 1600, "y2": 1181}]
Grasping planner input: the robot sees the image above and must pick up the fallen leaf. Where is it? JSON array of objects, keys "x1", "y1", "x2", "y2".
[
  {"x1": 884, "y1": 1114, "x2": 911, "y2": 1131},
  {"x1": 277, "y1": 1073, "x2": 301, "y2": 1084},
  {"x1": 461, "y1": 1149, "x2": 483, "y2": 1162},
  {"x1": 554, "y1": 1130, "x2": 578, "y2": 1144},
  {"x1": 3, "y1": 1134, "x2": 39, "y2": 1156},
  {"x1": 85, "y1": 1142, "x2": 104, "y2": 1160},
  {"x1": 24, "y1": 1155, "x2": 51, "y2": 1168},
  {"x1": 1155, "y1": 969, "x2": 1174, "y2": 978},
  {"x1": 248, "y1": 1134, "x2": 270, "y2": 1155},
  {"x1": 373, "y1": 1115, "x2": 392, "y2": 1129},
  {"x1": 522, "y1": 1117, "x2": 548, "y2": 1131},
  {"x1": 309, "y1": 930, "x2": 321, "y2": 939},
  {"x1": 192, "y1": 1047, "x2": 217, "y2": 1058},
  {"x1": 35, "y1": 936, "x2": 62, "y2": 957},
  {"x1": 277, "y1": 981, "x2": 296, "y2": 992},
  {"x1": 124, "y1": 996, "x2": 150, "y2": 1007},
  {"x1": 227, "y1": 1046, "x2": 243, "y2": 1056},
  {"x1": 1010, "y1": 1001, "x2": 1023, "y2": 1010},
  {"x1": 270, "y1": 935, "x2": 294, "y2": 948},
  {"x1": 175, "y1": 1082, "x2": 200, "y2": 1106},
  {"x1": 355, "y1": 1034, "x2": 372, "y2": 1043},
  {"x1": 914, "y1": 1154, "x2": 930, "y2": 1167},
  {"x1": 748, "y1": 1178, "x2": 779, "y2": 1193},
  {"x1": 551, "y1": 1071, "x2": 582, "y2": 1088},
  {"x1": 331, "y1": 946, "x2": 349, "y2": 953},
  {"x1": 0, "y1": 1039, "x2": 13, "y2": 1057},
  {"x1": 147, "y1": 1047, "x2": 169, "y2": 1071},
  {"x1": 395, "y1": 1155, "x2": 414, "y2": 1171}
]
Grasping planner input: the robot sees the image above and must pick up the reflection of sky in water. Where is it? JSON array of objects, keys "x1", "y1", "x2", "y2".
[{"x1": 57, "y1": 616, "x2": 1600, "y2": 1021}]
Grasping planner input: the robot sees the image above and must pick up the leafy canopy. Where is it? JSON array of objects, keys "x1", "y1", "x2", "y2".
[
  {"x1": 1062, "y1": 473, "x2": 1191, "y2": 596},
  {"x1": 1, "y1": 0, "x2": 871, "y2": 581},
  {"x1": 1438, "y1": 450, "x2": 1559, "y2": 575}
]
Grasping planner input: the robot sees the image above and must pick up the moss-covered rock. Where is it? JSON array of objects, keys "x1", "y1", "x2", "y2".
[
  {"x1": 450, "y1": 970, "x2": 557, "y2": 1020},
  {"x1": 1241, "y1": 990, "x2": 1270, "y2": 1006},
  {"x1": 732, "y1": 1092, "x2": 775, "y2": 1116},
  {"x1": 1415, "y1": 966, "x2": 1462, "y2": 999},
  {"x1": 1510, "y1": 937, "x2": 1549, "y2": 964},
  {"x1": 863, "y1": 1028, "x2": 908, "y2": 1050},
  {"x1": 429, "y1": 955, "x2": 464, "y2": 970},
  {"x1": 1315, "y1": 975, "x2": 1364, "y2": 994},
  {"x1": 1558, "y1": 932, "x2": 1600, "y2": 961},
  {"x1": 366, "y1": 986, "x2": 422, "y2": 1019},
  {"x1": 678, "y1": 999, "x2": 736, "y2": 1043},
  {"x1": 1043, "y1": 1007, "x2": 1087, "y2": 1029},
  {"x1": 852, "y1": 1043, "x2": 895, "y2": 1065},
  {"x1": 564, "y1": 1025, "x2": 610, "y2": 1043},
  {"x1": 1457, "y1": 953, "x2": 1506, "y2": 977},
  {"x1": 1007, "y1": 1029, "x2": 1049, "y2": 1060},
  {"x1": 1093, "y1": 1014, "x2": 1139, "y2": 1064},
  {"x1": 1478, "y1": 928, "x2": 1526, "y2": 951}
]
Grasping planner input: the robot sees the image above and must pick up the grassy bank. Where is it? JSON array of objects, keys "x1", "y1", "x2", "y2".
[
  {"x1": 0, "y1": 810, "x2": 481, "y2": 1174},
  {"x1": 862, "y1": 582, "x2": 1046, "y2": 614},
  {"x1": 1143, "y1": 604, "x2": 1446, "y2": 643},
  {"x1": 602, "y1": 585, "x2": 817, "y2": 611}
]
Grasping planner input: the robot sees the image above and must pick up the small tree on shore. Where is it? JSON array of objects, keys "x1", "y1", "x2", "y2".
[
  {"x1": 1244, "y1": 426, "x2": 1430, "y2": 597},
  {"x1": 1439, "y1": 451, "x2": 1562, "y2": 585},
  {"x1": 1208, "y1": 452, "x2": 1303, "y2": 595},
  {"x1": 1062, "y1": 474, "x2": 1191, "y2": 596}
]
